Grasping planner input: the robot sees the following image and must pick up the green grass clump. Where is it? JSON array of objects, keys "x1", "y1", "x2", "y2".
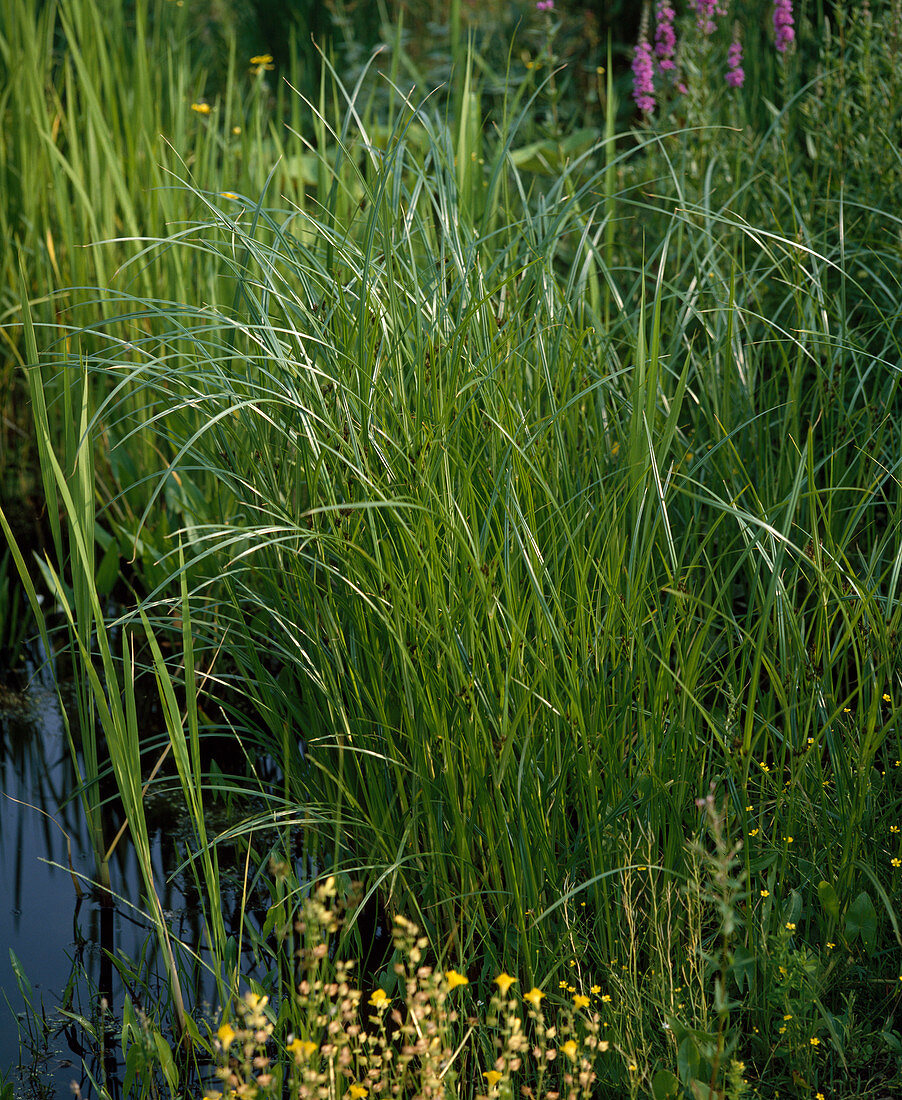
[{"x1": 4, "y1": 1, "x2": 902, "y2": 1097}]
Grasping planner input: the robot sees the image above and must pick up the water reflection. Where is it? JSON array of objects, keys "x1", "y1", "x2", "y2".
[{"x1": 0, "y1": 642, "x2": 224, "y2": 1098}]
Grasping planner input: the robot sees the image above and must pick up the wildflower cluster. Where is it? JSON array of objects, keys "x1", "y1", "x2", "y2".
[
  {"x1": 207, "y1": 880, "x2": 615, "y2": 1100},
  {"x1": 773, "y1": 0, "x2": 795, "y2": 52},
  {"x1": 631, "y1": 0, "x2": 793, "y2": 111}
]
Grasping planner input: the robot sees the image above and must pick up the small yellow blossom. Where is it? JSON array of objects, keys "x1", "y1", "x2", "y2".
[
  {"x1": 524, "y1": 987, "x2": 546, "y2": 1007},
  {"x1": 483, "y1": 1071, "x2": 502, "y2": 1088},
  {"x1": 745, "y1": 805, "x2": 753, "y2": 812},
  {"x1": 590, "y1": 984, "x2": 601, "y2": 994},
  {"x1": 628, "y1": 1063, "x2": 638, "y2": 1072},
  {"x1": 444, "y1": 970, "x2": 469, "y2": 989},
  {"x1": 217, "y1": 1023, "x2": 236, "y2": 1048},
  {"x1": 760, "y1": 889, "x2": 770, "y2": 897},
  {"x1": 892, "y1": 826, "x2": 901, "y2": 834},
  {"x1": 783, "y1": 1014, "x2": 793, "y2": 1021},
  {"x1": 250, "y1": 54, "x2": 275, "y2": 71},
  {"x1": 816, "y1": 1093, "x2": 825, "y2": 1100},
  {"x1": 892, "y1": 858, "x2": 901, "y2": 868},
  {"x1": 573, "y1": 994, "x2": 590, "y2": 1009},
  {"x1": 232, "y1": 126, "x2": 242, "y2": 135},
  {"x1": 560, "y1": 1040, "x2": 578, "y2": 1062},
  {"x1": 191, "y1": 102, "x2": 211, "y2": 115},
  {"x1": 558, "y1": 980, "x2": 568, "y2": 989},
  {"x1": 785, "y1": 836, "x2": 794, "y2": 844},
  {"x1": 368, "y1": 988, "x2": 389, "y2": 1008},
  {"x1": 826, "y1": 942, "x2": 835, "y2": 949},
  {"x1": 785, "y1": 922, "x2": 796, "y2": 931},
  {"x1": 494, "y1": 973, "x2": 517, "y2": 996},
  {"x1": 884, "y1": 693, "x2": 892, "y2": 703},
  {"x1": 348, "y1": 1087, "x2": 368, "y2": 1100},
  {"x1": 288, "y1": 1038, "x2": 317, "y2": 1060},
  {"x1": 810, "y1": 1036, "x2": 821, "y2": 1046},
  {"x1": 601, "y1": 994, "x2": 612, "y2": 1003},
  {"x1": 778, "y1": 1026, "x2": 787, "y2": 1034}
]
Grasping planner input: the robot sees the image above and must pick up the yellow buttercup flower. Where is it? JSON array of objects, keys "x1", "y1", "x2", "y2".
[
  {"x1": 560, "y1": 1040, "x2": 578, "y2": 1061},
  {"x1": 191, "y1": 102, "x2": 211, "y2": 115},
  {"x1": 348, "y1": 1086, "x2": 368, "y2": 1099},
  {"x1": 524, "y1": 987, "x2": 545, "y2": 1007},
  {"x1": 494, "y1": 972, "x2": 517, "y2": 996},
  {"x1": 444, "y1": 970, "x2": 468, "y2": 989},
  {"x1": 288, "y1": 1038, "x2": 317, "y2": 1060},
  {"x1": 573, "y1": 994, "x2": 590, "y2": 1009},
  {"x1": 216, "y1": 1023, "x2": 236, "y2": 1048},
  {"x1": 368, "y1": 988, "x2": 389, "y2": 1008},
  {"x1": 483, "y1": 1071, "x2": 502, "y2": 1088}
]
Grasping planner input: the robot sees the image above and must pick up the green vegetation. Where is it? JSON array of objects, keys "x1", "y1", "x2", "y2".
[{"x1": 3, "y1": 0, "x2": 902, "y2": 1096}]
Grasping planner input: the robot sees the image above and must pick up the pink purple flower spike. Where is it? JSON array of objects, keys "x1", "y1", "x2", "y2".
[
  {"x1": 694, "y1": 0, "x2": 722, "y2": 35},
  {"x1": 773, "y1": 0, "x2": 795, "y2": 52},
  {"x1": 632, "y1": 35, "x2": 656, "y2": 113},
  {"x1": 725, "y1": 39, "x2": 744, "y2": 87},
  {"x1": 536, "y1": 0, "x2": 555, "y2": 11},
  {"x1": 654, "y1": 2, "x2": 677, "y2": 72}
]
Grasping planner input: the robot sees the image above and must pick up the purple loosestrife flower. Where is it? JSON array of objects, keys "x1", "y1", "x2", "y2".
[
  {"x1": 694, "y1": 0, "x2": 722, "y2": 35},
  {"x1": 773, "y1": 0, "x2": 795, "y2": 52},
  {"x1": 725, "y1": 39, "x2": 744, "y2": 87},
  {"x1": 632, "y1": 34, "x2": 656, "y2": 113},
  {"x1": 654, "y1": 2, "x2": 677, "y2": 71}
]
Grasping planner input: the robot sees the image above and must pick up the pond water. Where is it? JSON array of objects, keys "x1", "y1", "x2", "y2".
[{"x1": 0, "y1": 641, "x2": 218, "y2": 1098}]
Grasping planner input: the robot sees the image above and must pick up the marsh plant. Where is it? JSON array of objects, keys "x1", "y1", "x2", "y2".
[{"x1": 3, "y1": 0, "x2": 902, "y2": 1096}]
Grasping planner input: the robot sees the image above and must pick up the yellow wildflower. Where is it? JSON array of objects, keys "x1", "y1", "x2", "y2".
[
  {"x1": 369, "y1": 988, "x2": 389, "y2": 1008},
  {"x1": 494, "y1": 973, "x2": 517, "y2": 996},
  {"x1": 573, "y1": 994, "x2": 590, "y2": 1009},
  {"x1": 287, "y1": 1038, "x2": 317, "y2": 1060},
  {"x1": 216, "y1": 1023, "x2": 236, "y2": 1048},
  {"x1": 524, "y1": 987, "x2": 545, "y2": 1007},
  {"x1": 444, "y1": 970, "x2": 469, "y2": 989},
  {"x1": 810, "y1": 1036, "x2": 821, "y2": 1046},
  {"x1": 560, "y1": 1040, "x2": 578, "y2": 1062},
  {"x1": 483, "y1": 1071, "x2": 502, "y2": 1088},
  {"x1": 191, "y1": 102, "x2": 211, "y2": 115},
  {"x1": 348, "y1": 1086, "x2": 368, "y2": 1099}
]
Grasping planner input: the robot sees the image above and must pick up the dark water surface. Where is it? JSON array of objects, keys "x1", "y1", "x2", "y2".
[{"x1": 0, "y1": 642, "x2": 215, "y2": 1098}]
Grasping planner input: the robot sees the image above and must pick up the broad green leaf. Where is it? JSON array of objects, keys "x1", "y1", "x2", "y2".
[
  {"x1": 845, "y1": 891, "x2": 878, "y2": 953},
  {"x1": 730, "y1": 944, "x2": 756, "y2": 992},
  {"x1": 652, "y1": 1068, "x2": 680, "y2": 1100},
  {"x1": 818, "y1": 880, "x2": 840, "y2": 921}
]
